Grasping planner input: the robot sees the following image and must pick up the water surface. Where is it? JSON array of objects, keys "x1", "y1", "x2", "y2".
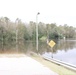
[{"x1": 0, "y1": 40, "x2": 76, "y2": 66}]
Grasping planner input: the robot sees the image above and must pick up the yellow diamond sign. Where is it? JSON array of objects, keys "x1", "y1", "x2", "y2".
[{"x1": 48, "y1": 40, "x2": 56, "y2": 48}]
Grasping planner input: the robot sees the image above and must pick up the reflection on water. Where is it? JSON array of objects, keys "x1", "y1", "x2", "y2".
[
  {"x1": 0, "y1": 41, "x2": 37, "y2": 54},
  {"x1": 0, "y1": 40, "x2": 76, "y2": 65},
  {"x1": 43, "y1": 40, "x2": 76, "y2": 66}
]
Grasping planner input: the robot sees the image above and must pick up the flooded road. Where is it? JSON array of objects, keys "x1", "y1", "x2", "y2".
[{"x1": 0, "y1": 40, "x2": 76, "y2": 66}]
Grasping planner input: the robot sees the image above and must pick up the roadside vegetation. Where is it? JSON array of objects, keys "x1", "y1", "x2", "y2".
[{"x1": 0, "y1": 17, "x2": 76, "y2": 43}]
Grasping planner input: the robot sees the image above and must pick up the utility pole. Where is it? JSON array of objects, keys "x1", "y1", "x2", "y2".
[
  {"x1": 36, "y1": 12, "x2": 40, "y2": 52},
  {"x1": 15, "y1": 18, "x2": 19, "y2": 53}
]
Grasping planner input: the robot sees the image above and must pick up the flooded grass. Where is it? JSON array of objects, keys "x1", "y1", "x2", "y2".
[{"x1": 30, "y1": 53, "x2": 76, "y2": 75}]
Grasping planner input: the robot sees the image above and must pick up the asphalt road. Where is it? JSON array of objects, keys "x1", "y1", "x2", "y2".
[{"x1": 0, "y1": 54, "x2": 58, "y2": 75}]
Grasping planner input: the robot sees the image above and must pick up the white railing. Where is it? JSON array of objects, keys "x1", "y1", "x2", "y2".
[{"x1": 42, "y1": 56, "x2": 76, "y2": 72}]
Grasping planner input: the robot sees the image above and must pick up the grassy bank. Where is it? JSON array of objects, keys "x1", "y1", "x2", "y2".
[{"x1": 29, "y1": 53, "x2": 76, "y2": 75}]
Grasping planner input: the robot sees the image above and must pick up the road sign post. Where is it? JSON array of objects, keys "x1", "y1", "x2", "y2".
[{"x1": 48, "y1": 40, "x2": 56, "y2": 58}]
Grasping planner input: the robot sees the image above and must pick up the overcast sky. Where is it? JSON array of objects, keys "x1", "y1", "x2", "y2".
[{"x1": 0, "y1": 0, "x2": 76, "y2": 27}]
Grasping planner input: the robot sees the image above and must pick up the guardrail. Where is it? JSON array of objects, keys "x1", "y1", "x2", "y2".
[{"x1": 42, "y1": 56, "x2": 76, "y2": 72}]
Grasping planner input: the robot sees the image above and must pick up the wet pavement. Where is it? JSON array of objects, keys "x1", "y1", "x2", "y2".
[{"x1": 0, "y1": 54, "x2": 58, "y2": 75}]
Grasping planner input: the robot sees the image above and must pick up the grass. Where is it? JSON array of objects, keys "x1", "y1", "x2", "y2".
[{"x1": 29, "y1": 53, "x2": 76, "y2": 75}]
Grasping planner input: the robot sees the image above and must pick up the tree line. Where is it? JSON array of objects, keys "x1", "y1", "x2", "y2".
[{"x1": 0, "y1": 17, "x2": 76, "y2": 44}]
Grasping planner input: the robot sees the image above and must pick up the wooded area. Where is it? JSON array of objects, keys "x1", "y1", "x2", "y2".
[{"x1": 0, "y1": 17, "x2": 76, "y2": 43}]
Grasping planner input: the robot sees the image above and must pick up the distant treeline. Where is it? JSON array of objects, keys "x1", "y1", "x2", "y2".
[{"x1": 0, "y1": 17, "x2": 76, "y2": 42}]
